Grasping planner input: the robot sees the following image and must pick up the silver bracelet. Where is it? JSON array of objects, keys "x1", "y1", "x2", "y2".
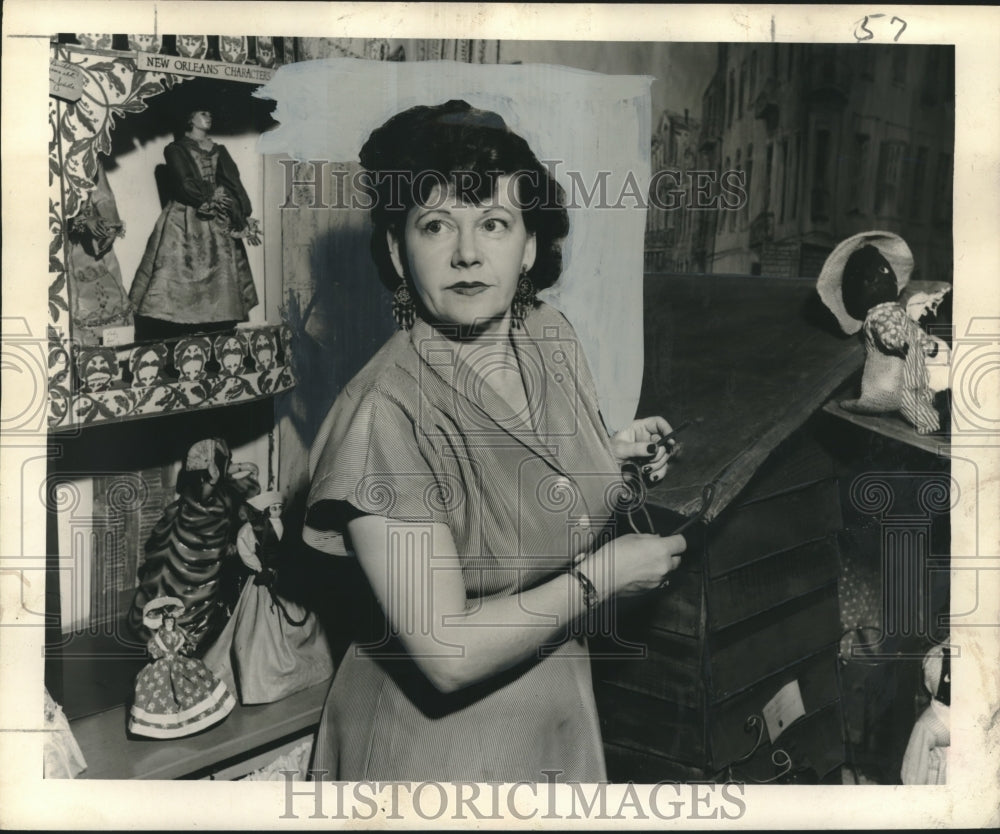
[{"x1": 568, "y1": 565, "x2": 600, "y2": 613}]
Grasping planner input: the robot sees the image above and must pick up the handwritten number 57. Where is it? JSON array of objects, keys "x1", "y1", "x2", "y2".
[{"x1": 854, "y1": 14, "x2": 907, "y2": 42}]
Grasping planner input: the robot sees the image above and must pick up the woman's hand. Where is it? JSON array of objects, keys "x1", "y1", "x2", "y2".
[
  {"x1": 579, "y1": 532, "x2": 687, "y2": 601},
  {"x1": 611, "y1": 416, "x2": 675, "y2": 483}
]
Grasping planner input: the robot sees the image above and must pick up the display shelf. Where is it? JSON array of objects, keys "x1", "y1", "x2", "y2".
[
  {"x1": 68, "y1": 677, "x2": 330, "y2": 780},
  {"x1": 821, "y1": 399, "x2": 951, "y2": 457},
  {"x1": 48, "y1": 323, "x2": 296, "y2": 431}
]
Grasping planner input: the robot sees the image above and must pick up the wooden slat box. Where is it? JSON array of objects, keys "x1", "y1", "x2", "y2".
[
  {"x1": 708, "y1": 649, "x2": 843, "y2": 772},
  {"x1": 592, "y1": 444, "x2": 846, "y2": 782},
  {"x1": 589, "y1": 275, "x2": 858, "y2": 784}
]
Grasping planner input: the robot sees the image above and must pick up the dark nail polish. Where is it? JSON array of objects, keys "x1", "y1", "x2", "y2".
[{"x1": 646, "y1": 444, "x2": 656, "y2": 454}]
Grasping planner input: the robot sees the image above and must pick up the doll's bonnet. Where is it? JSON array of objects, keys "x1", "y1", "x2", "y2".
[
  {"x1": 817, "y1": 231, "x2": 914, "y2": 335},
  {"x1": 248, "y1": 491, "x2": 283, "y2": 512}
]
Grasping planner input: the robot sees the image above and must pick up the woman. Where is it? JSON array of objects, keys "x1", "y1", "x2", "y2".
[
  {"x1": 304, "y1": 100, "x2": 685, "y2": 782},
  {"x1": 129, "y1": 104, "x2": 261, "y2": 342}
]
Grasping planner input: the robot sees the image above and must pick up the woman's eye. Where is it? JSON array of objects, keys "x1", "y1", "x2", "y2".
[
  {"x1": 421, "y1": 220, "x2": 444, "y2": 234},
  {"x1": 482, "y1": 217, "x2": 509, "y2": 233}
]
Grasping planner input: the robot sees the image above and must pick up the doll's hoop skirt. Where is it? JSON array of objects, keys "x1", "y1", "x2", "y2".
[
  {"x1": 129, "y1": 200, "x2": 258, "y2": 324},
  {"x1": 129, "y1": 630, "x2": 236, "y2": 738},
  {"x1": 203, "y1": 579, "x2": 334, "y2": 705}
]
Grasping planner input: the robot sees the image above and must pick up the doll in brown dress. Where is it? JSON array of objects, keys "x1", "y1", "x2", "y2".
[{"x1": 130, "y1": 103, "x2": 261, "y2": 341}]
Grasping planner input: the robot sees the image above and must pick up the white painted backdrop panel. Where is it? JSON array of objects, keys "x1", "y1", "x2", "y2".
[{"x1": 256, "y1": 59, "x2": 651, "y2": 432}]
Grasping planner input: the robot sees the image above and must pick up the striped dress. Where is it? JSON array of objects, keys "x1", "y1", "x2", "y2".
[
  {"x1": 840, "y1": 301, "x2": 940, "y2": 434},
  {"x1": 305, "y1": 302, "x2": 624, "y2": 782}
]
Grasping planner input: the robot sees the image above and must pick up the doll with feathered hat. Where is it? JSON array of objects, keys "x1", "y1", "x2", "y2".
[{"x1": 817, "y1": 231, "x2": 950, "y2": 435}]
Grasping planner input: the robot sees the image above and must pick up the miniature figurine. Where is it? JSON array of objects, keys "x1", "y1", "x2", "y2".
[
  {"x1": 901, "y1": 281, "x2": 953, "y2": 395},
  {"x1": 127, "y1": 438, "x2": 260, "y2": 654},
  {"x1": 901, "y1": 640, "x2": 950, "y2": 784},
  {"x1": 129, "y1": 96, "x2": 261, "y2": 341},
  {"x1": 128, "y1": 597, "x2": 236, "y2": 739},
  {"x1": 43, "y1": 688, "x2": 87, "y2": 778},
  {"x1": 817, "y1": 231, "x2": 942, "y2": 434},
  {"x1": 66, "y1": 165, "x2": 132, "y2": 346},
  {"x1": 203, "y1": 492, "x2": 333, "y2": 704}
]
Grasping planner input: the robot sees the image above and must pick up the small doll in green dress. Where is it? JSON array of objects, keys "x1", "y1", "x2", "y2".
[{"x1": 128, "y1": 596, "x2": 236, "y2": 739}]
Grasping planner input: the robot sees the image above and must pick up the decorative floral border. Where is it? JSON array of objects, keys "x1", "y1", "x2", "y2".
[
  {"x1": 48, "y1": 44, "x2": 297, "y2": 430},
  {"x1": 49, "y1": 325, "x2": 296, "y2": 430},
  {"x1": 49, "y1": 45, "x2": 177, "y2": 338}
]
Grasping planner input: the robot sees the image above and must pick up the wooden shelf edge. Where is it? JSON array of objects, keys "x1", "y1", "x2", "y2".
[{"x1": 68, "y1": 677, "x2": 331, "y2": 780}]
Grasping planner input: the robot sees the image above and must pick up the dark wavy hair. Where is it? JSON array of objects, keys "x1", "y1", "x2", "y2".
[{"x1": 359, "y1": 100, "x2": 570, "y2": 294}]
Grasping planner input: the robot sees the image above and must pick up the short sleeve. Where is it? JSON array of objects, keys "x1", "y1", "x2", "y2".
[{"x1": 303, "y1": 388, "x2": 452, "y2": 556}]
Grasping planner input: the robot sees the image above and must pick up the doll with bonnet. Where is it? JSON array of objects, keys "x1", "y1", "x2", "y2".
[
  {"x1": 127, "y1": 438, "x2": 260, "y2": 654},
  {"x1": 128, "y1": 596, "x2": 236, "y2": 738},
  {"x1": 202, "y1": 492, "x2": 333, "y2": 704},
  {"x1": 817, "y1": 231, "x2": 947, "y2": 435},
  {"x1": 900, "y1": 640, "x2": 950, "y2": 784}
]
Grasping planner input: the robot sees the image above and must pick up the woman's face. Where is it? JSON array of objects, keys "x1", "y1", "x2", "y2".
[
  {"x1": 189, "y1": 110, "x2": 212, "y2": 132},
  {"x1": 389, "y1": 175, "x2": 536, "y2": 337}
]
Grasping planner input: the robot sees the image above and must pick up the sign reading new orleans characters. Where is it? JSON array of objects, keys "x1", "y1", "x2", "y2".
[{"x1": 136, "y1": 51, "x2": 274, "y2": 83}]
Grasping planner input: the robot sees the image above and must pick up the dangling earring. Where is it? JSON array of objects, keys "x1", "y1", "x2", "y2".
[
  {"x1": 511, "y1": 267, "x2": 537, "y2": 330},
  {"x1": 392, "y1": 284, "x2": 416, "y2": 331}
]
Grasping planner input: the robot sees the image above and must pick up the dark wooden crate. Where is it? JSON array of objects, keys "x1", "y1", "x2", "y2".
[
  {"x1": 591, "y1": 627, "x2": 703, "y2": 708},
  {"x1": 718, "y1": 701, "x2": 846, "y2": 783},
  {"x1": 706, "y1": 536, "x2": 840, "y2": 631},
  {"x1": 591, "y1": 401, "x2": 848, "y2": 781},
  {"x1": 705, "y1": 479, "x2": 843, "y2": 578},
  {"x1": 594, "y1": 681, "x2": 706, "y2": 766},
  {"x1": 708, "y1": 648, "x2": 842, "y2": 768},
  {"x1": 732, "y1": 423, "x2": 839, "y2": 506},
  {"x1": 707, "y1": 586, "x2": 841, "y2": 700}
]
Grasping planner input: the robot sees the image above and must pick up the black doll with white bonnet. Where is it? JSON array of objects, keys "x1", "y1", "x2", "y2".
[{"x1": 817, "y1": 231, "x2": 945, "y2": 434}]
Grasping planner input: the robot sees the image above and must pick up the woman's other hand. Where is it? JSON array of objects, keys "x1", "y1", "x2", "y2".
[
  {"x1": 611, "y1": 416, "x2": 674, "y2": 483},
  {"x1": 580, "y1": 532, "x2": 687, "y2": 601}
]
